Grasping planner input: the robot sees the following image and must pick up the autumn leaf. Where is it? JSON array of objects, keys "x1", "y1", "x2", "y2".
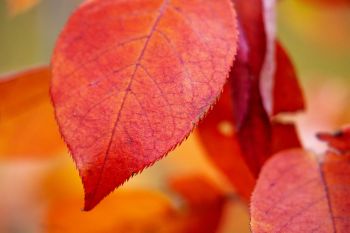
[
  {"x1": 317, "y1": 126, "x2": 350, "y2": 155},
  {"x1": 5, "y1": 0, "x2": 40, "y2": 16},
  {"x1": 197, "y1": 82, "x2": 255, "y2": 201},
  {"x1": 272, "y1": 42, "x2": 305, "y2": 115},
  {"x1": 0, "y1": 66, "x2": 64, "y2": 158},
  {"x1": 230, "y1": 0, "x2": 274, "y2": 176},
  {"x1": 46, "y1": 190, "x2": 180, "y2": 233},
  {"x1": 170, "y1": 174, "x2": 229, "y2": 233},
  {"x1": 230, "y1": 0, "x2": 304, "y2": 176},
  {"x1": 251, "y1": 149, "x2": 350, "y2": 232},
  {"x1": 271, "y1": 121, "x2": 301, "y2": 154},
  {"x1": 51, "y1": 0, "x2": 238, "y2": 210},
  {"x1": 197, "y1": 83, "x2": 301, "y2": 201},
  {"x1": 46, "y1": 174, "x2": 228, "y2": 233}
]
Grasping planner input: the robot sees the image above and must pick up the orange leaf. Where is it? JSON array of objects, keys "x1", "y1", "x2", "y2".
[
  {"x1": 0, "y1": 66, "x2": 64, "y2": 158},
  {"x1": 5, "y1": 0, "x2": 40, "y2": 16},
  {"x1": 46, "y1": 190, "x2": 180, "y2": 233},
  {"x1": 51, "y1": 0, "x2": 238, "y2": 210},
  {"x1": 251, "y1": 149, "x2": 350, "y2": 232},
  {"x1": 46, "y1": 175, "x2": 228, "y2": 233}
]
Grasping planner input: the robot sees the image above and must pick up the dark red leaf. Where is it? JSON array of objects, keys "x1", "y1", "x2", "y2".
[
  {"x1": 271, "y1": 121, "x2": 301, "y2": 154},
  {"x1": 273, "y1": 41, "x2": 305, "y2": 115}
]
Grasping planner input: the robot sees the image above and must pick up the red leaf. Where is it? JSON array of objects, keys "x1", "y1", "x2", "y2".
[
  {"x1": 197, "y1": 82, "x2": 255, "y2": 201},
  {"x1": 317, "y1": 126, "x2": 350, "y2": 155},
  {"x1": 51, "y1": 0, "x2": 238, "y2": 210},
  {"x1": 271, "y1": 121, "x2": 301, "y2": 154},
  {"x1": 197, "y1": 83, "x2": 301, "y2": 201},
  {"x1": 230, "y1": 0, "x2": 304, "y2": 177},
  {"x1": 251, "y1": 149, "x2": 350, "y2": 233},
  {"x1": 273, "y1": 42, "x2": 305, "y2": 115}
]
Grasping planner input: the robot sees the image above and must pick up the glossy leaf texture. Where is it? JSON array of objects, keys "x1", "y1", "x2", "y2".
[
  {"x1": 230, "y1": 0, "x2": 304, "y2": 176},
  {"x1": 46, "y1": 175, "x2": 228, "y2": 233},
  {"x1": 5, "y1": 0, "x2": 40, "y2": 16},
  {"x1": 51, "y1": 0, "x2": 238, "y2": 210},
  {"x1": 0, "y1": 66, "x2": 64, "y2": 158},
  {"x1": 197, "y1": 82, "x2": 301, "y2": 201},
  {"x1": 251, "y1": 149, "x2": 350, "y2": 233}
]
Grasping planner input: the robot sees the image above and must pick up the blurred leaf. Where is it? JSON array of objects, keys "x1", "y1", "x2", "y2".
[
  {"x1": 0, "y1": 66, "x2": 64, "y2": 158},
  {"x1": 273, "y1": 41, "x2": 305, "y2": 115},
  {"x1": 230, "y1": 0, "x2": 304, "y2": 177},
  {"x1": 317, "y1": 126, "x2": 350, "y2": 155},
  {"x1": 197, "y1": 82, "x2": 255, "y2": 201},
  {"x1": 170, "y1": 174, "x2": 229, "y2": 233},
  {"x1": 46, "y1": 174, "x2": 228, "y2": 233}
]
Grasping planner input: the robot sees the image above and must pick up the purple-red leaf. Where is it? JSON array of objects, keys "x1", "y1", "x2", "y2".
[
  {"x1": 51, "y1": 0, "x2": 238, "y2": 210},
  {"x1": 230, "y1": 0, "x2": 304, "y2": 176}
]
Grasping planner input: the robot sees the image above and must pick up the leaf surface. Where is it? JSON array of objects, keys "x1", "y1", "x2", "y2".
[
  {"x1": 51, "y1": 0, "x2": 237, "y2": 210},
  {"x1": 251, "y1": 149, "x2": 350, "y2": 233},
  {"x1": 0, "y1": 66, "x2": 64, "y2": 158}
]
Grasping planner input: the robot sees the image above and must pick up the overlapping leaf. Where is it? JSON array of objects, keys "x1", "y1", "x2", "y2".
[
  {"x1": 197, "y1": 83, "x2": 301, "y2": 200},
  {"x1": 229, "y1": 0, "x2": 304, "y2": 176},
  {"x1": 0, "y1": 66, "x2": 64, "y2": 158},
  {"x1": 51, "y1": 0, "x2": 238, "y2": 210}
]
